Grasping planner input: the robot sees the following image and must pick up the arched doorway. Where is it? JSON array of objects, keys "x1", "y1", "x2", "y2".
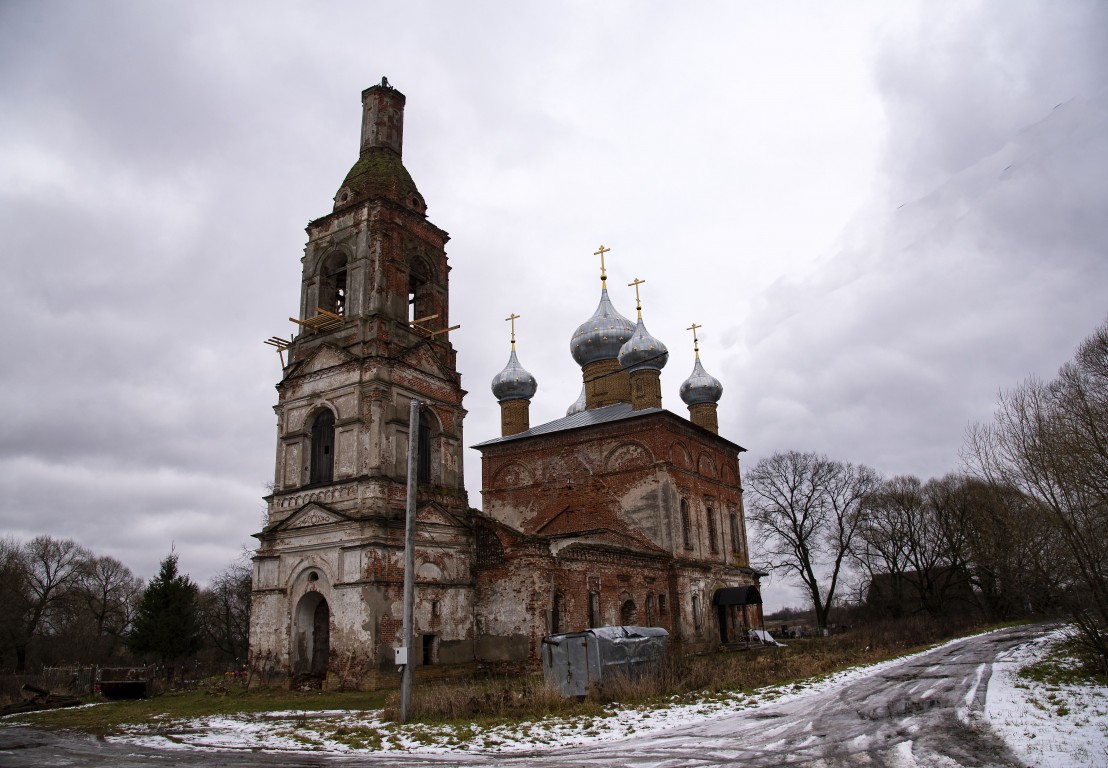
[{"x1": 293, "y1": 592, "x2": 330, "y2": 677}]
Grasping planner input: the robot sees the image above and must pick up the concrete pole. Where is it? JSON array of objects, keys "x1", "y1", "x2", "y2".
[{"x1": 399, "y1": 399, "x2": 420, "y2": 722}]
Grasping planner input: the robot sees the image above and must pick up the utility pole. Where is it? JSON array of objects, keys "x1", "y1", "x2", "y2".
[{"x1": 399, "y1": 399, "x2": 420, "y2": 722}]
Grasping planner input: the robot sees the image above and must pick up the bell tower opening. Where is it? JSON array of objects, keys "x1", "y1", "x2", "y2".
[{"x1": 320, "y1": 252, "x2": 348, "y2": 317}]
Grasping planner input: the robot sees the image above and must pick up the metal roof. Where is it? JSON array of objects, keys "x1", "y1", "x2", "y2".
[
  {"x1": 472, "y1": 403, "x2": 664, "y2": 447},
  {"x1": 713, "y1": 586, "x2": 763, "y2": 606}
]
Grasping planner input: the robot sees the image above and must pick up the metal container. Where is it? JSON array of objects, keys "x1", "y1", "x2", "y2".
[{"x1": 541, "y1": 625, "x2": 669, "y2": 698}]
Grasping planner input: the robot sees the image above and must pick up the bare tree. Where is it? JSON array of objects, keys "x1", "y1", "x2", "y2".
[
  {"x1": 75, "y1": 555, "x2": 143, "y2": 662},
  {"x1": 14, "y1": 536, "x2": 91, "y2": 670},
  {"x1": 0, "y1": 537, "x2": 30, "y2": 671},
  {"x1": 856, "y1": 476, "x2": 920, "y2": 616},
  {"x1": 746, "y1": 450, "x2": 877, "y2": 629},
  {"x1": 968, "y1": 318, "x2": 1108, "y2": 669},
  {"x1": 957, "y1": 478, "x2": 1059, "y2": 619},
  {"x1": 199, "y1": 555, "x2": 252, "y2": 665}
]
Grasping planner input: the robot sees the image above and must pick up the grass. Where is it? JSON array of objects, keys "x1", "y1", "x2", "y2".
[
  {"x1": 6, "y1": 680, "x2": 389, "y2": 736},
  {"x1": 1015, "y1": 634, "x2": 1108, "y2": 720},
  {"x1": 7, "y1": 616, "x2": 1023, "y2": 737},
  {"x1": 1019, "y1": 638, "x2": 1108, "y2": 688}
]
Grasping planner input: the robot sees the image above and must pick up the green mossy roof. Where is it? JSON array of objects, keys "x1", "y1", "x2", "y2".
[{"x1": 337, "y1": 147, "x2": 420, "y2": 208}]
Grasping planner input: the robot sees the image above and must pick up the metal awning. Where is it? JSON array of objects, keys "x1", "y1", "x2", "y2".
[{"x1": 713, "y1": 586, "x2": 762, "y2": 606}]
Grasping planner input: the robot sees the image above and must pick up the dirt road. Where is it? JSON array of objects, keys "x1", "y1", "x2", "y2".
[{"x1": 0, "y1": 624, "x2": 1045, "y2": 767}]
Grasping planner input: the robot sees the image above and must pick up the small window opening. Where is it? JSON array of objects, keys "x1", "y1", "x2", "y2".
[
  {"x1": 308, "y1": 571, "x2": 319, "y2": 582},
  {"x1": 645, "y1": 594, "x2": 655, "y2": 626},
  {"x1": 422, "y1": 634, "x2": 435, "y2": 665},
  {"x1": 431, "y1": 600, "x2": 440, "y2": 617},
  {"x1": 588, "y1": 591, "x2": 600, "y2": 629},
  {"x1": 658, "y1": 594, "x2": 667, "y2": 615}
]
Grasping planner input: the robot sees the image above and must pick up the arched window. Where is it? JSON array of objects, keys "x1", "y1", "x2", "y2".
[
  {"x1": 551, "y1": 593, "x2": 564, "y2": 634},
  {"x1": 309, "y1": 410, "x2": 335, "y2": 484},
  {"x1": 692, "y1": 594, "x2": 703, "y2": 635},
  {"x1": 475, "y1": 527, "x2": 504, "y2": 569},
  {"x1": 320, "y1": 253, "x2": 348, "y2": 317},
  {"x1": 417, "y1": 410, "x2": 431, "y2": 484},
  {"x1": 620, "y1": 599, "x2": 638, "y2": 625},
  {"x1": 730, "y1": 510, "x2": 742, "y2": 559},
  {"x1": 681, "y1": 498, "x2": 692, "y2": 549}
]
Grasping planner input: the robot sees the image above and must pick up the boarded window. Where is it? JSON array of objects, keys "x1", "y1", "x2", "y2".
[{"x1": 309, "y1": 410, "x2": 335, "y2": 484}]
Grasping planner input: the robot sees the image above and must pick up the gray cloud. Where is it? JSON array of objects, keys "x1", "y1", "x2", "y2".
[{"x1": 1, "y1": 1, "x2": 1104, "y2": 614}]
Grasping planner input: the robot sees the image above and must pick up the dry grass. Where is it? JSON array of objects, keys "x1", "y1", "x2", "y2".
[
  {"x1": 389, "y1": 615, "x2": 1003, "y2": 723},
  {"x1": 382, "y1": 675, "x2": 597, "y2": 723}
]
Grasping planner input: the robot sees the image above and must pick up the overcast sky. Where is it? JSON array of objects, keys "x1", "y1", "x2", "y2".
[{"x1": 1, "y1": 1, "x2": 1105, "y2": 610}]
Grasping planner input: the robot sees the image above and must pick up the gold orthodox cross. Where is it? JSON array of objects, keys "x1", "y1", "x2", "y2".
[
  {"x1": 594, "y1": 244, "x2": 610, "y2": 285},
  {"x1": 628, "y1": 277, "x2": 646, "y2": 316},
  {"x1": 505, "y1": 312, "x2": 520, "y2": 349},
  {"x1": 687, "y1": 322, "x2": 702, "y2": 357}
]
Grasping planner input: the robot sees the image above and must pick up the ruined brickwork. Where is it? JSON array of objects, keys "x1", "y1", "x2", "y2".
[
  {"x1": 249, "y1": 81, "x2": 762, "y2": 690},
  {"x1": 472, "y1": 405, "x2": 760, "y2": 666}
]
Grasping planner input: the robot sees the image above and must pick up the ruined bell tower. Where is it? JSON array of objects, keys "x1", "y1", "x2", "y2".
[{"x1": 249, "y1": 79, "x2": 474, "y2": 689}]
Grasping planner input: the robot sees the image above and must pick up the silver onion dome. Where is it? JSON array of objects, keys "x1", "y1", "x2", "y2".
[
  {"x1": 618, "y1": 317, "x2": 669, "y2": 373},
  {"x1": 680, "y1": 357, "x2": 723, "y2": 404},
  {"x1": 570, "y1": 289, "x2": 636, "y2": 367},
  {"x1": 491, "y1": 350, "x2": 538, "y2": 402},
  {"x1": 566, "y1": 385, "x2": 587, "y2": 416}
]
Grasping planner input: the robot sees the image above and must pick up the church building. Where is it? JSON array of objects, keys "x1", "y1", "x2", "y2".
[{"x1": 248, "y1": 80, "x2": 763, "y2": 689}]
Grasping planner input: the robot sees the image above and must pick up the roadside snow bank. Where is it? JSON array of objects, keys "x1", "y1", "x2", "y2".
[{"x1": 985, "y1": 628, "x2": 1108, "y2": 767}]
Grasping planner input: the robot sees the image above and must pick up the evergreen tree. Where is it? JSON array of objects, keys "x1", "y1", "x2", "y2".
[{"x1": 128, "y1": 553, "x2": 202, "y2": 663}]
